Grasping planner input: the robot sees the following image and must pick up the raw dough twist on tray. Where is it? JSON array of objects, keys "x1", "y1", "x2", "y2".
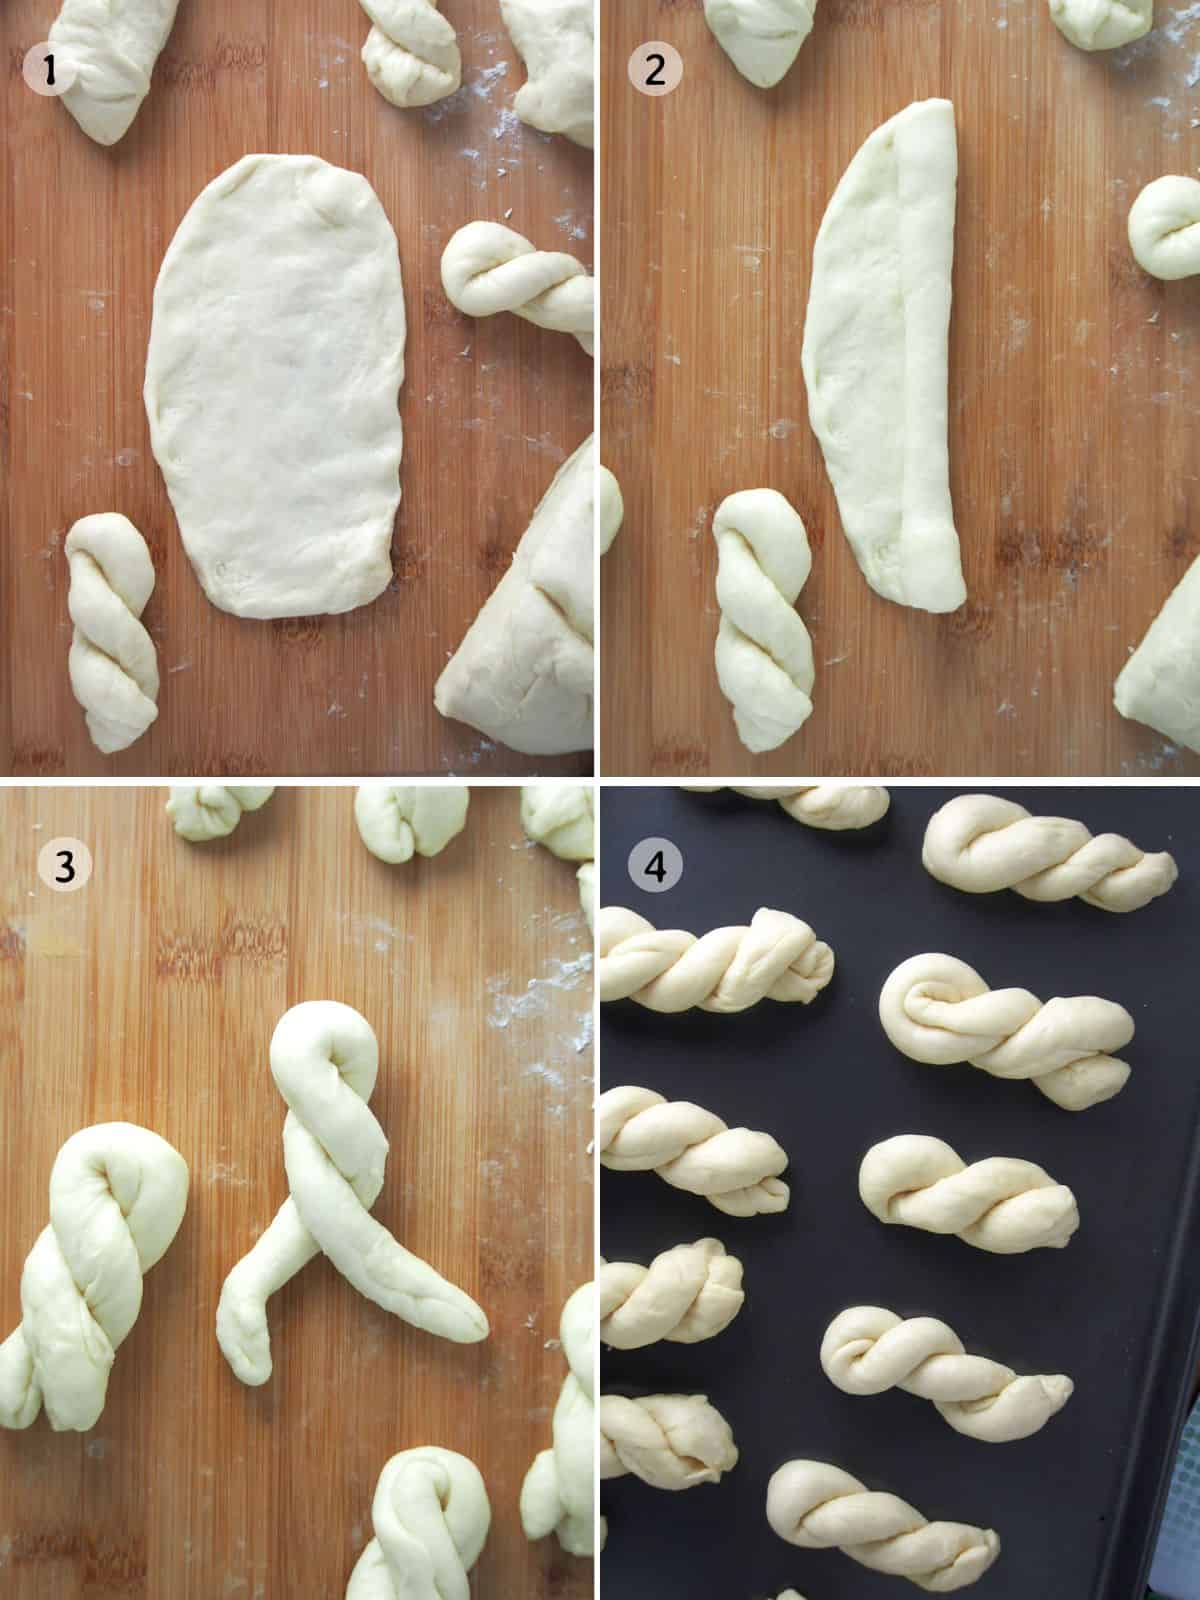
[
  {"x1": 345, "y1": 1446, "x2": 490, "y2": 1599},
  {"x1": 599, "y1": 1086, "x2": 790, "y2": 1217},
  {"x1": 167, "y1": 785, "x2": 275, "y2": 842},
  {"x1": 1128, "y1": 176, "x2": 1200, "y2": 281},
  {"x1": 600, "y1": 1238, "x2": 745, "y2": 1349},
  {"x1": 767, "y1": 1460, "x2": 1001, "y2": 1591},
  {"x1": 878, "y1": 953, "x2": 1134, "y2": 1111},
  {"x1": 821, "y1": 1306, "x2": 1073, "y2": 1443},
  {"x1": 1048, "y1": 0, "x2": 1152, "y2": 51},
  {"x1": 598, "y1": 906, "x2": 834, "y2": 1013},
  {"x1": 703, "y1": 0, "x2": 818, "y2": 88},
  {"x1": 354, "y1": 784, "x2": 469, "y2": 863},
  {"x1": 859, "y1": 1134, "x2": 1079, "y2": 1254},
  {"x1": 922, "y1": 794, "x2": 1178, "y2": 913},
  {"x1": 684, "y1": 784, "x2": 890, "y2": 830},
  {"x1": 65, "y1": 513, "x2": 159, "y2": 754},
  {"x1": 600, "y1": 1393, "x2": 739, "y2": 1489},
  {"x1": 217, "y1": 1002, "x2": 488, "y2": 1386},
  {"x1": 520, "y1": 1282, "x2": 596, "y2": 1556},
  {"x1": 713, "y1": 491, "x2": 816, "y2": 753},
  {"x1": 49, "y1": 0, "x2": 181, "y2": 145},
  {"x1": 441, "y1": 222, "x2": 594, "y2": 354},
  {"x1": 357, "y1": 0, "x2": 461, "y2": 108},
  {"x1": 0, "y1": 1124, "x2": 188, "y2": 1432}
]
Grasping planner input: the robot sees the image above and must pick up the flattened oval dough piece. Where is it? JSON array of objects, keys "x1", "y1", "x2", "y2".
[
  {"x1": 803, "y1": 99, "x2": 966, "y2": 614},
  {"x1": 1048, "y1": 0, "x2": 1152, "y2": 50},
  {"x1": 1115, "y1": 554, "x2": 1200, "y2": 753},
  {"x1": 144, "y1": 154, "x2": 406, "y2": 620}
]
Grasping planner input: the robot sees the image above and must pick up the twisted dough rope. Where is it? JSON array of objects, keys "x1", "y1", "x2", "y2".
[
  {"x1": 598, "y1": 905, "x2": 834, "y2": 1013},
  {"x1": 0, "y1": 1124, "x2": 189, "y2": 1432},
  {"x1": 217, "y1": 1002, "x2": 488, "y2": 1386},
  {"x1": 600, "y1": 1238, "x2": 745, "y2": 1349},
  {"x1": 684, "y1": 784, "x2": 891, "y2": 830},
  {"x1": 354, "y1": 784, "x2": 469, "y2": 864},
  {"x1": 599, "y1": 1085, "x2": 789, "y2": 1217},
  {"x1": 65, "y1": 513, "x2": 159, "y2": 754},
  {"x1": 345, "y1": 1446, "x2": 490, "y2": 1599},
  {"x1": 441, "y1": 221, "x2": 594, "y2": 354},
  {"x1": 600, "y1": 1393, "x2": 739, "y2": 1489},
  {"x1": 357, "y1": 0, "x2": 461, "y2": 108},
  {"x1": 859, "y1": 1134, "x2": 1079, "y2": 1254},
  {"x1": 821, "y1": 1306, "x2": 1073, "y2": 1443},
  {"x1": 167, "y1": 785, "x2": 275, "y2": 842},
  {"x1": 1129, "y1": 175, "x2": 1200, "y2": 280},
  {"x1": 704, "y1": 0, "x2": 818, "y2": 88},
  {"x1": 520, "y1": 1282, "x2": 596, "y2": 1556},
  {"x1": 922, "y1": 793, "x2": 1178, "y2": 913},
  {"x1": 767, "y1": 1459, "x2": 1001, "y2": 1592},
  {"x1": 878, "y1": 952, "x2": 1134, "y2": 1111},
  {"x1": 713, "y1": 491, "x2": 816, "y2": 753}
]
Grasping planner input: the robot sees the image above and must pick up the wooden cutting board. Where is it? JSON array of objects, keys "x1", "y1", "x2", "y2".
[
  {"x1": 0, "y1": 0, "x2": 593, "y2": 778},
  {"x1": 0, "y1": 785, "x2": 594, "y2": 1598},
  {"x1": 601, "y1": 0, "x2": 1200, "y2": 777}
]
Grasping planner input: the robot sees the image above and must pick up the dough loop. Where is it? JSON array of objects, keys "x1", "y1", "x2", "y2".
[
  {"x1": 599, "y1": 1393, "x2": 738, "y2": 1489},
  {"x1": 1128, "y1": 175, "x2": 1200, "y2": 280},
  {"x1": 167, "y1": 785, "x2": 275, "y2": 842},
  {"x1": 684, "y1": 784, "x2": 891, "y2": 829},
  {"x1": 65, "y1": 513, "x2": 159, "y2": 755},
  {"x1": 520, "y1": 1283, "x2": 596, "y2": 1556},
  {"x1": 599, "y1": 1238, "x2": 745, "y2": 1348},
  {"x1": 358, "y1": 0, "x2": 461, "y2": 107},
  {"x1": 441, "y1": 222, "x2": 594, "y2": 354},
  {"x1": 354, "y1": 785, "x2": 469, "y2": 863},
  {"x1": 345, "y1": 1446, "x2": 490, "y2": 1599}
]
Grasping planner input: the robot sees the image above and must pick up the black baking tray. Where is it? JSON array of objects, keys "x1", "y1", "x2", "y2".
[{"x1": 599, "y1": 785, "x2": 1200, "y2": 1600}]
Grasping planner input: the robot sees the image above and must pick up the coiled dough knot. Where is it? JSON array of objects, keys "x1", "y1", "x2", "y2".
[
  {"x1": 1128, "y1": 175, "x2": 1200, "y2": 281},
  {"x1": 358, "y1": 0, "x2": 461, "y2": 108},
  {"x1": 521, "y1": 781, "x2": 594, "y2": 860},
  {"x1": 922, "y1": 793, "x2": 1178, "y2": 913},
  {"x1": 599, "y1": 1086, "x2": 789, "y2": 1217},
  {"x1": 859, "y1": 1134, "x2": 1079, "y2": 1254},
  {"x1": 1048, "y1": 0, "x2": 1152, "y2": 52},
  {"x1": 0, "y1": 1123, "x2": 189, "y2": 1432},
  {"x1": 600, "y1": 1238, "x2": 745, "y2": 1349},
  {"x1": 65, "y1": 513, "x2": 159, "y2": 754},
  {"x1": 684, "y1": 784, "x2": 890, "y2": 830},
  {"x1": 704, "y1": 0, "x2": 818, "y2": 88},
  {"x1": 878, "y1": 952, "x2": 1134, "y2": 1111},
  {"x1": 598, "y1": 905, "x2": 834, "y2": 1013},
  {"x1": 600, "y1": 1393, "x2": 739, "y2": 1489},
  {"x1": 441, "y1": 221, "x2": 594, "y2": 354},
  {"x1": 354, "y1": 784, "x2": 469, "y2": 863},
  {"x1": 345, "y1": 1446, "x2": 490, "y2": 1599},
  {"x1": 821, "y1": 1306, "x2": 1073, "y2": 1443},
  {"x1": 766, "y1": 1460, "x2": 1001, "y2": 1592},
  {"x1": 713, "y1": 491, "x2": 816, "y2": 753},
  {"x1": 167, "y1": 785, "x2": 275, "y2": 841},
  {"x1": 520, "y1": 1282, "x2": 596, "y2": 1555}
]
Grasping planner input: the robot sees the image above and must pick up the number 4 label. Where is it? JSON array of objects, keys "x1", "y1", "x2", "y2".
[{"x1": 627, "y1": 837, "x2": 683, "y2": 893}]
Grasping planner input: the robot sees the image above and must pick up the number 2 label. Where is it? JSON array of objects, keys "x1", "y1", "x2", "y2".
[{"x1": 628, "y1": 42, "x2": 684, "y2": 97}]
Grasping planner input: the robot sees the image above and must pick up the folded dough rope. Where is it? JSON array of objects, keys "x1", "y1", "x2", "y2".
[
  {"x1": 683, "y1": 783, "x2": 890, "y2": 830},
  {"x1": 767, "y1": 1459, "x2": 1001, "y2": 1591},
  {"x1": 520, "y1": 1282, "x2": 597, "y2": 1557},
  {"x1": 703, "y1": 0, "x2": 818, "y2": 88},
  {"x1": 345, "y1": 1447, "x2": 490, "y2": 1599},
  {"x1": 1115, "y1": 549, "x2": 1200, "y2": 752},
  {"x1": 600, "y1": 1239, "x2": 745, "y2": 1349},
  {"x1": 65, "y1": 513, "x2": 159, "y2": 755},
  {"x1": 441, "y1": 221, "x2": 594, "y2": 354},
  {"x1": 0, "y1": 1124, "x2": 189, "y2": 1432},
  {"x1": 922, "y1": 793, "x2": 1178, "y2": 913},
  {"x1": 598, "y1": 905, "x2": 834, "y2": 1013},
  {"x1": 599, "y1": 1085, "x2": 790, "y2": 1217},
  {"x1": 357, "y1": 0, "x2": 461, "y2": 108},
  {"x1": 1048, "y1": 0, "x2": 1152, "y2": 51},
  {"x1": 859, "y1": 1134, "x2": 1079, "y2": 1254},
  {"x1": 217, "y1": 1002, "x2": 488, "y2": 1386},
  {"x1": 821, "y1": 1305, "x2": 1073, "y2": 1443},
  {"x1": 500, "y1": 0, "x2": 594, "y2": 147},
  {"x1": 354, "y1": 784, "x2": 469, "y2": 864},
  {"x1": 599, "y1": 1393, "x2": 738, "y2": 1489},
  {"x1": 878, "y1": 952, "x2": 1134, "y2": 1111},
  {"x1": 49, "y1": 0, "x2": 182, "y2": 146},
  {"x1": 167, "y1": 785, "x2": 275, "y2": 842}
]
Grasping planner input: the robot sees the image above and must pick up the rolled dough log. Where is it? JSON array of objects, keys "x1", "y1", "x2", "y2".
[
  {"x1": 49, "y1": 0, "x2": 181, "y2": 146},
  {"x1": 358, "y1": 0, "x2": 461, "y2": 107},
  {"x1": 1115, "y1": 554, "x2": 1200, "y2": 752}
]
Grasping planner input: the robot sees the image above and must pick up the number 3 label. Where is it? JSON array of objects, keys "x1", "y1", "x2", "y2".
[
  {"x1": 627, "y1": 836, "x2": 684, "y2": 893},
  {"x1": 628, "y1": 41, "x2": 683, "y2": 97},
  {"x1": 37, "y1": 837, "x2": 93, "y2": 893}
]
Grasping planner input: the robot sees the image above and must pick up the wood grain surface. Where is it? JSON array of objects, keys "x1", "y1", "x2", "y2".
[
  {"x1": 0, "y1": 0, "x2": 594, "y2": 778},
  {"x1": 0, "y1": 784, "x2": 594, "y2": 1598},
  {"x1": 600, "y1": 0, "x2": 1200, "y2": 777}
]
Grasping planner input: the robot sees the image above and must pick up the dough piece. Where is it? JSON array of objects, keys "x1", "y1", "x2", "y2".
[
  {"x1": 859, "y1": 1134, "x2": 1079, "y2": 1254},
  {"x1": 599, "y1": 1238, "x2": 744, "y2": 1348},
  {"x1": 821, "y1": 1306, "x2": 1073, "y2": 1443},
  {"x1": 167, "y1": 785, "x2": 275, "y2": 842},
  {"x1": 704, "y1": 0, "x2": 818, "y2": 88},
  {"x1": 48, "y1": 0, "x2": 181, "y2": 146},
  {"x1": 803, "y1": 100, "x2": 966, "y2": 614},
  {"x1": 1049, "y1": 0, "x2": 1152, "y2": 50},
  {"x1": 923, "y1": 793, "x2": 1178, "y2": 912},
  {"x1": 684, "y1": 784, "x2": 890, "y2": 830},
  {"x1": 879, "y1": 952, "x2": 1134, "y2": 1111},
  {"x1": 145, "y1": 154, "x2": 405, "y2": 619},
  {"x1": 441, "y1": 222, "x2": 594, "y2": 355},
  {"x1": 599, "y1": 465, "x2": 624, "y2": 554},
  {"x1": 598, "y1": 905, "x2": 834, "y2": 1012},
  {"x1": 767, "y1": 1460, "x2": 1000, "y2": 1591},
  {"x1": 599, "y1": 1084, "x2": 790, "y2": 1217},
  {"x1": 599, "y1": 1393, "x2": 738, "y2": 1488},
  {"x1": 358, "y1": 0, "x2": 461, "y2": 108},
  {"x1": 434, "y1": 436, "x2": 594, "y2": 755},
  {"x1": 576, "y1": 862, "x2": 595, "y2": 931},
  {"x1": 64, "y1": 512, "x2": 159, "y2": 754},
  {"x1": 1115, "y1": 553, "x2": 1200, "y2": 750},
  {"x1": 713, "y1": 490, "x2": 815, "y2": 752},
  {"x1": 500, "y1": 0, "x2": 594, "y2": 147},
  {"x1": 354, "y1": 785, "x2": 469, "y2": 863},
  {"x1": 216, "y1": 1002, "x2": 487, "y2": 1385},
  {"x1": 521, "y1": 782, "x2": 594, "y2": 860},
  {"x1": 345, "y1": 1447, "x2": 490, "y2": 1599},
  {"x1": 0, "y1": 1124, "x2": 188, "y2": 1432},
  {"x1": 520, "y1": 1283, "x2": 596, "y2": 1556},
  {"x1": 1128, "y1": 175, "x2": 1200, "y2": 281}
]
